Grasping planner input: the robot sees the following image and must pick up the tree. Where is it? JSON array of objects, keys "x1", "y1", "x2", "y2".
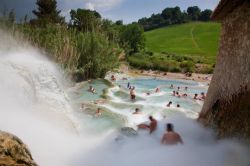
[
  {"x1": 187, "y1": 6, "x2": 201, "y2": 21},
  {"x1": 69, "y1": 9, "x2": 101, "y2": 32},
  {"x1": 120, "y1": 23, "x2": 145, "y2": 54},
  {"x1": 32, "y1": 0, "x2": 64, "y2": 25},
  {"x1": 115, "y1": 20, "x2": 123, "y2": 26},
  {"x1": 8, "y1": 9, "x2": 15, "y2": 24},
  {"x1": 161, "y1": 7, "x2": 182, "y2": 24},
  {"x1": 199, "y1": 9, "x2": 212, "y2": 21}
]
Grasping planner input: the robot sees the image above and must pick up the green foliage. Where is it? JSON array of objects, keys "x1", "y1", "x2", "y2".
[
  {"x1": 138, "y1": 6, "x2": 212, "y2": 31},
  {"x1": 32, "y1": 0, "x2": 64, "y2": 26},
  {"x1": 69, "y1": 9, "x2": 101, "y2": 32},
  {"x1": 120, "y1": 23, "x2": 145, "y2": 54},
  {"x1": 128, "y1": 52, "x2": 193, "y2": 73},
  {"x1": 15, "y1": 24, "x2": 119, "y2": 80},
  {"x1": 199, "y1": 9, "x2": 213, "y2": 21},
  {"x1": 180, "y1": 61, "x2": 194, "y2": 72},
  {"x1": 145, "y1": 22, "x2": 221, "y2": 64},
  {"x1": 8, "y1": 9, "x2": 15, "y2": 24},
  {"x1": 187, "y1": 6, "x2": 201, "y2": 21}
]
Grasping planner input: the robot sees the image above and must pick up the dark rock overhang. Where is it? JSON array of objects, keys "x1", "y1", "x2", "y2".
[{"x1": 211, "y1": 0, "x2": 247, "y2": 21}]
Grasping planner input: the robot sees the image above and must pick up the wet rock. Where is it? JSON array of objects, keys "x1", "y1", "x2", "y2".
[
  {"x1": 0, "y1": 131, "x2": 38, "y2": 166},
  {"x1": 115, "y1": 127, "x2": 138, "y2": 142},
  {"x1": 120, "y1": 127, "x2": 138, "y2": 137}
]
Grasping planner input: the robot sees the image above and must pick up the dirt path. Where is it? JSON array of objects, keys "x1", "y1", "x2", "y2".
[{"x1": 190, "y1": 25, "x2": 202, "y2": 52}]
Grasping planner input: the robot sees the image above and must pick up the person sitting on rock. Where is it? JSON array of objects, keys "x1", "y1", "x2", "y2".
[
  {"x1": 137, "y1": 116, "x2": 157, "y2": 134},
  {"x1": 161, "y1": 123, "x2": 183, "y2": 145}
]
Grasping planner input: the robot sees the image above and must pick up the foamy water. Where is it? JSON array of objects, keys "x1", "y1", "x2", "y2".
[{"x1": 0, "y1": 30, "x2": 249, "y2": 166}]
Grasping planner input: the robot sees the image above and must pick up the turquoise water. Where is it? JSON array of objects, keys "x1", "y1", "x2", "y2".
[{"x1": 72, "y1": 76, "x2": 208, "y2": 131}]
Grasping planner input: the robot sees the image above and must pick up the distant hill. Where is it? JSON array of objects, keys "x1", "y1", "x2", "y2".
[{"x1": 145, "y1": 22, "x2": 221, "y2": 64}]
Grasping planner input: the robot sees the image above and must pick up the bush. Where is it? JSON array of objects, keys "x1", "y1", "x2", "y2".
[
  {"x1": 180, "y1": 61, "x2": 194, "y2": 72},
  {"x1": 169, "y1": 66, "x2": 181, "y2": 72},
  {"x1": 199, "y1": 66, "x2": 214, "y2": 74}
]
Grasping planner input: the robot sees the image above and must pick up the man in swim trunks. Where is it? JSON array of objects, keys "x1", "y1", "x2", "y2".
[{"x1": 161, "y1": 123, "x2": 183, "y2": 145}]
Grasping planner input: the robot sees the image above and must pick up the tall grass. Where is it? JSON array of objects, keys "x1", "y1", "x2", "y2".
[{"x1": 1, "y1": 21, "x2": 120, "y2": 81}]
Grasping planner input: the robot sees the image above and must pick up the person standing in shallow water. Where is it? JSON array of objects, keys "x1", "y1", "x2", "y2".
[
  {"x1": 130, "y1": 86, "x2": 136, "y2": 101},
  {"x1": 161, "y1": 123, "x2": 183, "y2": 145}
]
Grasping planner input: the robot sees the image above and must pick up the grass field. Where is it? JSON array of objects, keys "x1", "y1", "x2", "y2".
[{"x1": 145, "y1": 22, "x2": 221, "y2": 64}]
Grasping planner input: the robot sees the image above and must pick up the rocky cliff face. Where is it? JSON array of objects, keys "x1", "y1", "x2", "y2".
[
  {"x1": 199, "y1": 2, "x2": 250, "y2": 142},
  {"x1": 0, "y1": 131, "x2": 38, "y2": 166}
]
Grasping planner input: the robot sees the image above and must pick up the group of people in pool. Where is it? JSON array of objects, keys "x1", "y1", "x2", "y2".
[
  {"x1": 138, "y1": 116, "x2": 183, "y2": 145},
  {"x1": 170, "y1": 84, "x2": 206, "y2": 100}
]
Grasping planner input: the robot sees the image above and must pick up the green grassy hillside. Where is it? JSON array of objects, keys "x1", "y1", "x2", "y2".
[{"x1": 145, "y1": 22, "x2": 221, "y2": 64}]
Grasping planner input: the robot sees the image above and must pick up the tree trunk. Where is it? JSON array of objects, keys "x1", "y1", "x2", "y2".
[{"x1": 198, "y1": 3, "x2": 250, "y2": 142}]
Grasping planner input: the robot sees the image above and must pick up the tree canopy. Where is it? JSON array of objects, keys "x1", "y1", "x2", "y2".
[
  {"x1": 120, "y1": 23, "x2": 145, "y2": 54},
  {"x1": 32, "y1": 0, "x2": 64, "y2": 25},
  {"x1": 69, "y1": 9, "x2": 101, "y2": 32},
  {"x1": 138, "y1": 6, "x2": 212, "y2": 31}
]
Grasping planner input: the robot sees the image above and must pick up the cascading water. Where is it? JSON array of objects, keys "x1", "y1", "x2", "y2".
[{"x1": 0, "y1": 30, "x2": 249, "y2": 166}]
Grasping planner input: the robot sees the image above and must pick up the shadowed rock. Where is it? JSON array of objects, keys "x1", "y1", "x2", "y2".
[{"x1": 0, "y1": 131, "x2": 38, "y2": 166}]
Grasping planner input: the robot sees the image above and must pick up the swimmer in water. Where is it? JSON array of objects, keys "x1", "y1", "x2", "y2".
[
  {"x1": 172, "y1": 91, "x2": 176, "y2": 96},
  {"x1": 177, "y1": 104, "x2": 180, "y2": 108},
  {"x1": 194, "y1": 93, "x2": 198, "y2": 100},
  {"x1": 133, "y1": 108, "x2": 141, "y2": 114},
  {"x1": 155, "y1": 87, "x2": 160, "y2": 93},
  {"x1": 111, "y1": 75, "x2": 116, "y2": 81},
  {"x1": 182, "y1": 93, "x2": 188, "y2": 97},
  {"x1": 161, "y1": 123, "x2": 183, "y2": 145},
  {"x1": 176, "y1": 92, "x2": 181, "y2": 98},
  {"x1": 166, "y1": 101, "x2": 172, "y2": 107},
  {"x1": 88, "y1": 86, "x2": 96, "y2": 94},
  {"x1": 200, "y1": 92, "x2": 206, "y2": 100},
  {"x1": 170, "y1": 84, "x2": 174, "y2": 89},
  {"x1": 94, "y1": 108, "x2": 102, "y2": 117}
]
